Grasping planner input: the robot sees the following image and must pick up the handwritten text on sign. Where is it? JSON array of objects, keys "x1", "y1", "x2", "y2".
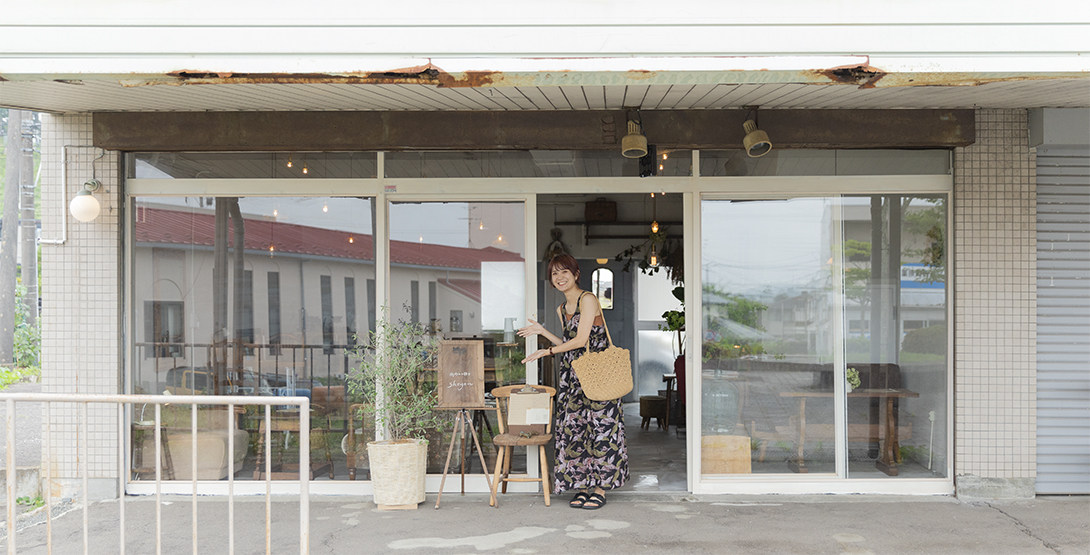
[{"x1": 436, "y1": 340, "x2": 485, "y2": 408}]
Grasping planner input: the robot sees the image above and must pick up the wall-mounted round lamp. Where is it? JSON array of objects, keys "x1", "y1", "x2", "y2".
[
  {"x1": 742, "y1": 120, "x2": 772, "y2": 158},
  {"x1": 621, "y1": 120, "x2": 648, "y2": 159},
  {"x1": 69, "y1": 179, "x2": 102, "y2": 222}
]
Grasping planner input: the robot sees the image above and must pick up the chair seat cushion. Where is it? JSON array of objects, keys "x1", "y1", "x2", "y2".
[{"x1": 493, "y1": 433, "x2": 553, "y2": 447}]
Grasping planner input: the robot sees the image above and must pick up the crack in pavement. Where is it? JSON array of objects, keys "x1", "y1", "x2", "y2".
[{"x1": 983, "y1": 502, "x2": 1061, "y2": 555}]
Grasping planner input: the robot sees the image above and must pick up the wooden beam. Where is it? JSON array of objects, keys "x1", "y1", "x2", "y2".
[{"x1": 93, "y1": 109, "x2": 974, "y2": 151}]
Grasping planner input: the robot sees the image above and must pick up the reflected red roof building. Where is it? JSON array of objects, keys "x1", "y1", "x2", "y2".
[{"x1": 133, "y1": 206, "x2": 524, "y2": 271}]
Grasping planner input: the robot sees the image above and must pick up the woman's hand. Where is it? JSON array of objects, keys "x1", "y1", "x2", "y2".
[
  {"x1": 521, "y1": 349, "x2": 551, "y2": 363},
  {"x1": 516, "y1": 319, "x2": 547, "y2": 338}
]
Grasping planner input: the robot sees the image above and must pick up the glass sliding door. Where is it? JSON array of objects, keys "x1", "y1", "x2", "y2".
[
  {"x1": 701, "y1": 198, "x2": 839, "y2": 475},
  {"x1": 842, "y1": 195, "x2": 948, "y2": 478},
  {"x1": 699, "y1": 195, "x2": 949, "y2": 480},
  {"x1": 388, "y1": 201, "x2": 528, "y2": 473}
]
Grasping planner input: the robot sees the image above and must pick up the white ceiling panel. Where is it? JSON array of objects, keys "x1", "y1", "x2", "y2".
[{"x1": 2, "y1": 77, "x2": 1087, "y2": 113}]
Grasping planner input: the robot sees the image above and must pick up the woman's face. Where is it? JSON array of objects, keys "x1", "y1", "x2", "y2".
[{"x1": 551, "y1": 267, "x2": 578, "y2": 292}]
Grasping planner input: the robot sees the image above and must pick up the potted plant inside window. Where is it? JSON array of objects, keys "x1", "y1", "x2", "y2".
[{"x1": 348, "y1": 305, "x2": 448, "y2": 510}]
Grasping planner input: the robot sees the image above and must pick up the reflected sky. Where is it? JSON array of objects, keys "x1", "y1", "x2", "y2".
[{"x1": 702, "y1": 198, "x2": 831, "y2": 296}]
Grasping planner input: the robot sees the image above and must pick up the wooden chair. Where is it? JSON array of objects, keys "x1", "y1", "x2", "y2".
[{"x1": 489, "y1": 384, "x2": 556, "y2": 507}]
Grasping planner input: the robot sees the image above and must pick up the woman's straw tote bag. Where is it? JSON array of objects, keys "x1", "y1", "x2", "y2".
[{"x1": 571, "y1": 318, "x2": 633, "y2": 401}]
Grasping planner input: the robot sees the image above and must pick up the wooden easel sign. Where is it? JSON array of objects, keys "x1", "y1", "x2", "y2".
[{"x1": 436, "y1": 340, "x2": 485, "y2": 409}]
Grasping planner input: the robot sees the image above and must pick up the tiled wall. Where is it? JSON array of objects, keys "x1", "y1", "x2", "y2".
[
  {"x1": 40, "y1": 114, "x2": 122, "y2": 498},
  {"x1": 953, "y1": 108, "x2": 1037, "y2": 498}
]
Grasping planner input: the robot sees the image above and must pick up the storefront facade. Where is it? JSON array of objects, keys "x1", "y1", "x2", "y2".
[{"x1": 4, "y1": 1, "x2": 1088, "y2": 499}]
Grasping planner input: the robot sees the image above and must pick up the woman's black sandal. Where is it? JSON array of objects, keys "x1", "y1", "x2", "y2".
[
  {"x1": 582, "y1": 493, "x2": 606, "y2": 510},
  {"x1": 569, "y1": 492, "x2": 589, "y2": 508}
]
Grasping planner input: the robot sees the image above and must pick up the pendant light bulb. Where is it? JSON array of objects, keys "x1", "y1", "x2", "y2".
[
  {"x1": 302, "y1": 164, "x2": 308, "y2": 174},
  {"x1": 479, "y1": 221, "x2": 484, "y2": 230},
  {"x1": 651, "y1": 221, "x2": 659, "y2": 234},
  {"x1": 649, "y1": 244, "x2": 659, "y2": 267},
  {"x1": 322, "y1": 204, "x2": 328, "y2": 213},
  {"x1": 286, "y1": 156, "x2": 293, "y2": 168}
]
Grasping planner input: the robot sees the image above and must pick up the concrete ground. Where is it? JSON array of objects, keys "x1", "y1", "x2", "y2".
[{"x1": 3, "y1": 493, "x2": 1087, "y2": 554}]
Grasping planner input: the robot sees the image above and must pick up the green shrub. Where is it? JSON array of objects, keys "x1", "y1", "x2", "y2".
[{"x1": 901, "y1": 324, "x2": 947, "y2": 355}]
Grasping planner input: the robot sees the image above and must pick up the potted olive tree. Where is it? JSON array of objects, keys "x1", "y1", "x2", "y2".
[{"x1": 349, "y1": 305, "x2": 447, "y2": 509}]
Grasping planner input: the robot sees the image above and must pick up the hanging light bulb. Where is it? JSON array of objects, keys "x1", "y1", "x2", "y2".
[
  {"x1": 348, "y1": 236, "x2": 354, "y2": 244},
  {"x1": 659, "y1": 163, "x2": 664, "y2": 171},
  {"x1": 286, "y1": 155, "x2": 293, "y2": 168},
  {"x1": 649, "y1": 243, "x2": 659, "y2": 267},
  {"x1": 322, "y1": 204, "x2": 328, "y2": 213},
  {"x1": 302, "y1": 163, "x2": 309, "y2": 174},
  {"x1": 272, "y1": 209, "x2": 278, "y2": 217},
  {"x1": 651, "y1": 221, "x2": 659, "y2": 234},
  {"x1": 269, "y1": 245, "x2": 275, "y2": 255},
  {"x1": 479, "y1": 221, "x2": 484, "y2": 230},
  {"x1": 419, "y1": 236, "x2": 424, "y2": 242}
]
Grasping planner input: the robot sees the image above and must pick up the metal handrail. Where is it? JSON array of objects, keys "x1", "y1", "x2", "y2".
[{"x1": 0, "y1": 393, "x2": 311, "y2": 555}]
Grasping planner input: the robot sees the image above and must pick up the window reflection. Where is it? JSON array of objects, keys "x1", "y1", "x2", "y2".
[
  {"x1": 131, "y1": 196, "x2": 377, "y2": 481},
  {"x1": 388, "y1": 201, "x2": 527, "y2": 473},
  {"x1": 700, "y1": 195, "x2": 948, "y2": 478}
]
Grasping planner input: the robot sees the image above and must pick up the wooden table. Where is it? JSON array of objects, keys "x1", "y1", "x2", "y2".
[{"x1": 779, "y1": 388, "x2": 919, "y2": 475}]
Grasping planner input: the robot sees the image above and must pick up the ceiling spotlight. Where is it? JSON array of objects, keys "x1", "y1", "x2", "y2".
[
  {"x1": 621, "y1": 114, "x2": 648, "y2": 159},
  {"x1": 743, "y1": 119, "x2": 772, "y2": 158}
]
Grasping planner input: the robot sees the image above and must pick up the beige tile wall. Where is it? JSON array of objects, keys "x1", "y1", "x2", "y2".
[
  {"x1": 40, "y1": 114, "x2": 122, "y2": 494},
  {"x1": 953, "y1": 108, "x2": 1037, "y2": 498}
]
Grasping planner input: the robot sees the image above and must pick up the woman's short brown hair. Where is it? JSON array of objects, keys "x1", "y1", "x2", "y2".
[{"x1": 546, "y1": 254, "x2": 580, "y2": 289}]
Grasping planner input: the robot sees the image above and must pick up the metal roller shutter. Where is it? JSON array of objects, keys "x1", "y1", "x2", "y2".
[{"x1": 1036, "y1": 145, "x2": 1090, "y2": 494}]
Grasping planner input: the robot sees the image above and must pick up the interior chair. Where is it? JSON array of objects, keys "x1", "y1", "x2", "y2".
[{"x1": 489, "y1": 384, "x2": 557, "y2": 507}]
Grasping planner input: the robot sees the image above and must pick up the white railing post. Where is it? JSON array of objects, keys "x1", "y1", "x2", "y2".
[
  {"x1": 0, "y1": 393, "x2": 312, "y2": 555},
  {"x1": 6, "y1": 398, "x2": 16, "y2": 555}
]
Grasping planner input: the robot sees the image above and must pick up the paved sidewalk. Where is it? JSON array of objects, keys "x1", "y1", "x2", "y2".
[{"x1": 5, "y1": 493, "x2": 1088, "y2": 554}]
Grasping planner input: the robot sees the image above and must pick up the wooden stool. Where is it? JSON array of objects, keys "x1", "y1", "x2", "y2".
[{"x1": 639, "y1": 395, "x2": 667, "y2": 430}]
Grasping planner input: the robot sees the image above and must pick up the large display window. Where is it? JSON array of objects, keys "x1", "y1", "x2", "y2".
[{"x1": 698, "y1": 194, "x2": 949, "y2": 483}]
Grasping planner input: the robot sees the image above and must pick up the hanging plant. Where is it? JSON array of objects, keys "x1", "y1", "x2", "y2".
[{"x1": 614, "y1": 230, "x2": 684, "y2": 284}]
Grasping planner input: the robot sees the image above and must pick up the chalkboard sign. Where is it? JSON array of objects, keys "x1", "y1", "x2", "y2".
[{"x1": 436, "y1": 340, "x2": 485, "y2": 409}]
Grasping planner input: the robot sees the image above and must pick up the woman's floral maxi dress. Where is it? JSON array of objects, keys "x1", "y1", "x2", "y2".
[{"x1": 553, "y1": 294, "x2": 629, "y2": 493}]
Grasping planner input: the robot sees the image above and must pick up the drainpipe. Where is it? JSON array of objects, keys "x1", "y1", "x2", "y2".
[{"x1": 41, "y1": 145, "x2": 102, "y2": 245}]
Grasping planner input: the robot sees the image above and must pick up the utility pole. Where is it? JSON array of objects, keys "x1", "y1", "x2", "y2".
[
  {"x1": 19, "y1": 113, "x2": 36, "y2": 326},
  {"x1": 0, "y1": 110, "x2": 22, "y2": 366}
]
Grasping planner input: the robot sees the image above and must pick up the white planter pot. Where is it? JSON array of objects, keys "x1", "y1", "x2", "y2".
[{"x1": 367, "y1": 438, "x2": 428, "y2": 508}]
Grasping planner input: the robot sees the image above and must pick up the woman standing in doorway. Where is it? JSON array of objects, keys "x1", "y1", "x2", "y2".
[{"x1": 520, "y1": 254, "x2": 629, "y2": 510}]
